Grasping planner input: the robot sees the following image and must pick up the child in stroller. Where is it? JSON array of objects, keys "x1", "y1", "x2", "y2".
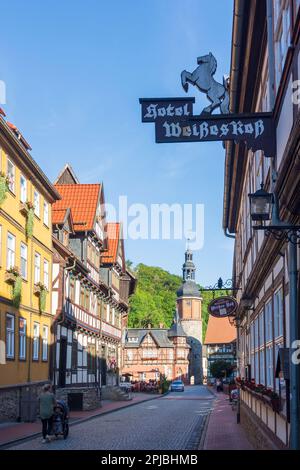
[{"x1": 53, "y1": 400, "x2": 69, "y2": 439}]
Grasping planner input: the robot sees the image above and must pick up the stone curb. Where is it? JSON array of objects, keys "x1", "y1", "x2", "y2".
[{"x1": 0, "y1": 392, "x2": 170, "y2": 449}]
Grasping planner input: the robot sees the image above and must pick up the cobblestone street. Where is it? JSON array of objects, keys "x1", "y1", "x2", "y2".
[{"x1": 9, "y1": 386, "x2": 213, "y2": 450}]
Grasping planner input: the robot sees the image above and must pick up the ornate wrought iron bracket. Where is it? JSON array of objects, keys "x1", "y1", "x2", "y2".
[
  {"x1": 253, "y1": 225, "x2": 300, "y2": 245},
  {"x1": 200, "y1": 277, "x2": 241, "y2": 295}
]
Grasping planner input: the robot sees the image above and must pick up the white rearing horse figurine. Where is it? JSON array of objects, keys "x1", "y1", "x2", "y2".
[{"x1": 181, "y1": 52, "x2": 229, "y2": 115}]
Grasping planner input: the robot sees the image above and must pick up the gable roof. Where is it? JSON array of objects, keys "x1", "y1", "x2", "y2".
[
  {"x1": 102, "y1": 222, "x2": 122, "y2": 264},
  {"x1": 125, "y1": 329, "x2": 174, "y2": 348},
  {"x1": 204, "y1": 316, "x2": 237, "y2": 345},
  {"x1": 53, "y1": 184, "x2": 101, "y2": 232},
  {"x1": 52, "y1": 207, "x2": 74, "y2": 232},
  {"x1": 54, "y1": 164, "x2": 80, "y2": 185}
]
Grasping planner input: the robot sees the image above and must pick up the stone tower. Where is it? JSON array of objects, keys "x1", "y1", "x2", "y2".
[{"x1": 176, "y1": 247, "x2": 203, "y2": 384}]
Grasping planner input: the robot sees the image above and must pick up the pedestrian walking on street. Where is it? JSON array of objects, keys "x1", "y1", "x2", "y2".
[{"x1": 38, "y1": 383, "x2": 56, "y2": 443}]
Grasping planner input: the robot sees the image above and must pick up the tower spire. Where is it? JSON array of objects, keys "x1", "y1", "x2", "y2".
[{"x1": 182, "y1": 244, "x2": 196, "y2": 282}]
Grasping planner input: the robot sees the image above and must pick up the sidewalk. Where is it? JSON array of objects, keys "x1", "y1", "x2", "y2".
[
  {"x1": 202, "y1": 390, "x2": 253, "y2": 450},
  {"x1": 0, "y1": 392, "x2": 162, "y2": 448}
]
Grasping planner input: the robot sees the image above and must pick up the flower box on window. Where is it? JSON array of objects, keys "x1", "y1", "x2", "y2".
[
  {"x1": 34, "y1": 282, "x2": 48, "y2": 296},
  {"x1": 5, "y1": 267, "x2": 20, "y2": 284}
]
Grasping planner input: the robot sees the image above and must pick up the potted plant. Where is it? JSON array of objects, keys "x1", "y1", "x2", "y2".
[
  {"x1": 0, "y1": 172, "x2": 10, "y2": 205},
  {"x1": 5, "y1": 266, "x2": 21, "y2": 283},
  {"x1": 24, "y1": 201, "x2": 35, "y2": 238},
  {"x1": 34, "y1": 282, "x2": 47, "y2": 312},
  {"x1": 5, "y1": 267, "x2": 22, "y2": 308}
]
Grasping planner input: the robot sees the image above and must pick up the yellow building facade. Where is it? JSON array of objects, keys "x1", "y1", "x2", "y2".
[{"x1": 0, "y1": 117, "x2": 59, "y2": 420}]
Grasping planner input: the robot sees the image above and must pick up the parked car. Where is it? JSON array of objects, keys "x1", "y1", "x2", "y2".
[{"x1": 170, "y1": 380, "x2": 184, "y2": 392}]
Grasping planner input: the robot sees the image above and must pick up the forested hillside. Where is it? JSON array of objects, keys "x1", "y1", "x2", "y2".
[{"x1": 127, "y1": 263, "x2": 214, "y2": 342}]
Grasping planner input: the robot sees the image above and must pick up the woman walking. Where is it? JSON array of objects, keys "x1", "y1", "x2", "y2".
[{"x1": 39, "y1": 384, "x2": 56, "y2": 443}]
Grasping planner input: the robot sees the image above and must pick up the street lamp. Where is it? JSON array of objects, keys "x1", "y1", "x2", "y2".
[
  {"x1": 248, "y1": 184, "x2": 273, "y2": 222},
  {"x1": 248, "y1": 186, "x2": 300, "y2": 450}
]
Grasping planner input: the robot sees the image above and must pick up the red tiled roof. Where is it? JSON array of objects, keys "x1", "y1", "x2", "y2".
[
  {"x1": 53, "y1": 184, "x2": 101, "y2": 231},
  {"x1": 102, "y1": 223, "x2": 120, "y2": 264},
  {"x1": 52, "y1": 208, "x2": 69, "y2": 225},
  {"x1": 204, "y1": 316, "x2": 237, "y2": 345},
  {"x1": 6, "y1": 122, "x2": 32, "y2": 150}
]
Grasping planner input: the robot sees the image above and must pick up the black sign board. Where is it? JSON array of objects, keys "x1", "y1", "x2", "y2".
[
  {"x1": 140, "y1": 98, "x2": 195, "y2": 123},
  {"x1": 208, "y1": 296, "x2": 238, "y2": 318},
  {"x1": 139, "y1": 98, "x2": 276, "y2": 156}
]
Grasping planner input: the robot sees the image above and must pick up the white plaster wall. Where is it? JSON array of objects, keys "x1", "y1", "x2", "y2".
[{"x1": 276, "y1": 414, "x2": 287, "y2": 444}]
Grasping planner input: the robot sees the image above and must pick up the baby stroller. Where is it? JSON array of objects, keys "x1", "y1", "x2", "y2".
[{"x1": 53, "y1": 400, "x2": 69, "y2": 439}]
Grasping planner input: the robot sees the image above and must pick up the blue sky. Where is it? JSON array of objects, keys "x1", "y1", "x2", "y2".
[{"x1": 0, "y1": 0, "x2": 234, "y2": 286}]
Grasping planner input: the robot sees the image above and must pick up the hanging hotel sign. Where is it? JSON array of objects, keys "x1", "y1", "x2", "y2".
[
  {"x1": 208, "y1": 296, "x2": 238, "y2": 318},
  {"x1": 139, "y1": 53, "x2": 276, "y2": 156}
]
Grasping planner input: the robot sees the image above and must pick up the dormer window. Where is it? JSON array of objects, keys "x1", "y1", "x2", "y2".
[{"x1": 128, "y1": 337, "x2": 139, "y2": 344}]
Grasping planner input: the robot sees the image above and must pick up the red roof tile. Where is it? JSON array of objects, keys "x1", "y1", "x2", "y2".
[
  {"x1": 52, "y1": 208, "x2": 67, "y2": 225},
  {"x1": 53, "y1": 184, "x2": 101, "y2": 232},
  {"x1": 204, "y1": 316, "x2": 237, "y2": 345},
  {"x1": 102, "y1": 223, "x2": 120, "y2": 264},
  {"x1": 6, "y1": 121, "x2": 32, "y2": 150}
]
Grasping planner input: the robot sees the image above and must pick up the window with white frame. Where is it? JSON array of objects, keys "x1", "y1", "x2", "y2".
[
  {"x1": 265, "y1": 300, "x2": 273, "y2": 343},
  {"x1": 7, "y1": 159, "x2": 15, "y2": 193},
  {"x1": 20, "y1": 242, "x2": 27, "y2": 279},
  {"x1": 33, "y1": 322, "x2": 40, "y2": 360},
  {"x1": 7, "y1": 232, "x2": 15, "y2": 269},
  {"x1": 275, "y1": 2, "x2": 291, "y2": 90},
  {"x1": 43, "y1": 259, "x2": 49, "y2": 289},
  {"x1": 143, "y1": 348, "x2": 157, "y2": 359},
  {"x1": 112, "y1": 307, "x2": 115, "y2": 325},
  {"x1": 259, "y1": 349, "x2": 265, "y2": 385},
  {"x1": 19, "y1": 318, "x2": 26, "y2": 360},
  {"x1": 43, "y1": 201, "x2": 49, "y2": 226},
  {"x1": 274, "y1": 288, "x2": 284, "y2": 338},
  {"x1": 20, "y1": 175, "x2": 27, "y2": 203},
  {"x1": 34, "y1": 252, "x2": 41, "y2": 284},
  {"x1": 266, "y1": 345, "x2": 274, "y2": 387},
  {"x1": 126, "y1": 350, "x2": 134, "y2": 361},
  {"x1": 255, "y1": 351, "x2": 259, "y2": 383},
  {"x1": 258, "y1": 310, "x2": 265, "y2": 347},
  {"x1": 6, "y1": 314, "x2": 15, "y2": 358},
  {"x1": 34, "y1": 190, "x2": 40, "y2": 217},
  {"x1": 42, "y1": 325, "x2": 48, "y2": 361}
]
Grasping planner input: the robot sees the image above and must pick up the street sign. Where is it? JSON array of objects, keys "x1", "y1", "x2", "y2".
[
  {"x1": 208, "y1": 296, "x2": 238, "y2": 318},
  {"x1": 139, "y1": 53, "x2": 276, "y2": 157},
  {"x1": 140, "y1": 98, "x2": 195, "y2": 123}
]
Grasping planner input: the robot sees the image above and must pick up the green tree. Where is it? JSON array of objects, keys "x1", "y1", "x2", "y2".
[
  {"x1": 128, "y1": 263, "x2": 215, "y2": 342},
  {"x1": 209, "y1": 360, "x2": 234, "y2": 379}
]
